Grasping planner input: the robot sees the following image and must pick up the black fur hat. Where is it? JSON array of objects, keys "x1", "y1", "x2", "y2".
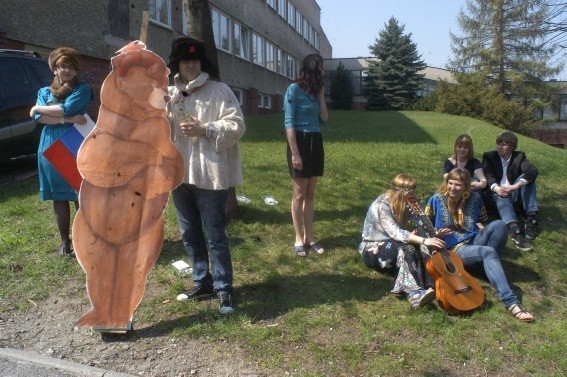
[{"x1": 168, "y1": 36, "x2": 218, "y2": 78}]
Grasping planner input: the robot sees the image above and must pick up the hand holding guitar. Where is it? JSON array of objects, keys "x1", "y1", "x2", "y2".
[{"x1": 420, "y1": 236, "x2": 445, "y2": 251}]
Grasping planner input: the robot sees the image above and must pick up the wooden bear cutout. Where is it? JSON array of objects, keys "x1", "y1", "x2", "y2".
[{"x1": 72, "y1": 41, "x2": 184, "y2": 330}]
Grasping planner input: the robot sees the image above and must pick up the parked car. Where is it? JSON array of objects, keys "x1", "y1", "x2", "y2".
[{"x1": 0, "y1": 49, "x2": 54, "y2": 160}]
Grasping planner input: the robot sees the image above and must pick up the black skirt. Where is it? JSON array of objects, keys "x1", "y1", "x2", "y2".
[{"x1": 287, "y1": 131, "x2": 324, "y2": 178}]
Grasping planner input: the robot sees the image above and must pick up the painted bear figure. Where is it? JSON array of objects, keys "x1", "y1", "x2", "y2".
[{"x1": 72, "y1": 41, "x2": 184, "y2": 329}]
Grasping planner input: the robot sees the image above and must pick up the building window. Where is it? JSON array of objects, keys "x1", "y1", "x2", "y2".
[
  {"x1": 257, "y1": 93, "x2": 264, "y2": 108},
  {"x1": 277, "y1": 49, "x2": 286, "y2": 76},
  {"x1": 560, "y1": 100, "x2": 567, "y2": 121},
  {"x1": 278, "y1": 0, "x2": 286, "y2": 19},
  {"x1": 212, "y1": 8, "x2": 230, "y2": 52},
  {"x1": 310, "y1": 26, "x2": 316, "y2": 46},
  {"x1": 252, "y1": 33, "x2": 264, "y2": 66},
  {"x1": 266, "y1": 41, "x2": 276, "y2": 72},
  {"x1": 267, "y1": 0, "x2": 276, "y2": 10},
  {"x1": 303, "y1": 18, "x2": 309, "y2": 40},
  {"x1": 148, "y1": 0, "x2": 171, "y2": 27},
  {"x1": 287, "y1": 55, "x2": 296, "y2": 79},
  {"x1": 258, "y1": 94, "x2": 271, "y2": 109},
  {"x1": 233, "y1": 22, "x2": 249, "y2": 59},
  {"x1": 295, "y1": 11, "x2": 302, "y2": 34},
  {"x1": 351, "y1": 70, "x2": 363, "y2": 95},
  {"x1": 287, "y1": 2, "x2": 295, "y2": 28},
  {"x1": 232, "y1": 88, "x2": 244, "y2": 106}
]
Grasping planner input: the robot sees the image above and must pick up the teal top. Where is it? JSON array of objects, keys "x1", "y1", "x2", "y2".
[{"x1": 284, "y1": 83, "x2": 326, "y2": 132}]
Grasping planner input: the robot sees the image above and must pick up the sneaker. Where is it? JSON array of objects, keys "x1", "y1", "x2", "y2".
[
  {"x1": 218, "y1": 292, "x2": 235, "y2": 314},
  {"x1": 511, "y1": 230, "x2": 532, "y2": 251},
  {"x1": 525, "y1": 218, "x2": 538, "y2": 240},
  {"x1": 176, "y1": 285, "x2": 215, "y2": 301},
  {"x1": 408, "y1": 288, "x2": 436, "y2": 309}
]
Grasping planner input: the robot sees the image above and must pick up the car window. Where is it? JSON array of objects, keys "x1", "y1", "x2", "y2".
[
  {"x1": 28, "y1": 60, "x2": 54, "y2": 87},
  {"x1": 0, "y1": 58, "x2": 49, "y2": 127}
]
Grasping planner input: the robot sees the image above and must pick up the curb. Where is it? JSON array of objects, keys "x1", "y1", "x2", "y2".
[{"x1": 0, "y1": 347, "x2": 135, "y2": 377}]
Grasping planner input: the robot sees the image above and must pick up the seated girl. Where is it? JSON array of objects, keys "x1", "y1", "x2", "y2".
[
  {"x1": 358, "y1": 174, "x2": 445, "y2": 309},
  {"x1": 443, "y1": 134, "x2": 487, "y2": 191},
  {"x1": 424, "y1": 168, "x2": 534, "y2": 322}
]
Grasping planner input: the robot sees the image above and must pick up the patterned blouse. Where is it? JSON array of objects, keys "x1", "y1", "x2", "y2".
[
  {"x1": 358, "y1": 194, "x2": 421, "y2": 254},
  {"x1": 424, "y1": 192, "x2": 488, "y2": 249}
]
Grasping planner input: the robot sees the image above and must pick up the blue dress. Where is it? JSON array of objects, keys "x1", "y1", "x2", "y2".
[{"x1": 34, "y1": 83, "x2": 93, "y2": 201}]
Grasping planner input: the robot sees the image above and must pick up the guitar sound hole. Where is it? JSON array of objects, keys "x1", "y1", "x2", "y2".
[{"x1": 454, "y1": 286, "x2": 472, "y2": 294}]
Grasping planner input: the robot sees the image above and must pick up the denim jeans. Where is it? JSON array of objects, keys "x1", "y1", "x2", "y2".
[
  {"x1": 493, "y1": 176, "x2": 538, "y2": 225},
  {"x1": 171, "y1": 184, "x2": 233, "y2": 293},
  {"x1": 456, "y1": 220, "x2": 518, "y2": 308}
]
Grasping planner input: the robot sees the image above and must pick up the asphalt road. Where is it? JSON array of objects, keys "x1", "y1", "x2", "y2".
[
  {"x1": 0, "y1": 348, "x2": 134, "y2": 377},
  {"x1": 0, "y1": 155, "x2": 38, "y2": 186}
]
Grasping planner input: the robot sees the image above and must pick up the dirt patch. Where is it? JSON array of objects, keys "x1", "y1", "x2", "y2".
[{"x1": 0, "y1": 289, "x2": 266, "y2": 377}]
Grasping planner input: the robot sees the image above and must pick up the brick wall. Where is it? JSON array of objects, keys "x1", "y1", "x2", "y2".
[
  {"x1": 534, "y1": 128, "x2": 567, "y2": 149},
  {"x1": 79, "y1": 57, "x2": 112, "y2": 121}
]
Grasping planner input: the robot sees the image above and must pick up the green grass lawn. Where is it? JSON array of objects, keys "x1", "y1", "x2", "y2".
[{"x1": 1, "y1": 110, "x2": 566, "y2": 376}]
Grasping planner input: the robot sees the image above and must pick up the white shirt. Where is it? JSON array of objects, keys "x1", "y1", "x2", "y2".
[{"x1": 168, "y1": 72, "x2": 245, "y2": 190}]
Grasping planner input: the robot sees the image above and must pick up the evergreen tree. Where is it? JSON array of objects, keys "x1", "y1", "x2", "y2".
[
  {"x1": 449, "y1": 0, "x2": 561, "y2": 99},
  {"x1": 364, "y1": 17, "x2": 426, "y2": 110},
  {"x1": 329, "y1": 61, "x2": 353, "y2": 110}
]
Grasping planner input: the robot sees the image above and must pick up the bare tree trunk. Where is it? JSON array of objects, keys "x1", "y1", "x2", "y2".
[
  {"x1": 182, "y1": 0, "x2": 220, "y2": 81},
  {"x1": 182, "y1": 0, "x2": 238, "y2": 218}
]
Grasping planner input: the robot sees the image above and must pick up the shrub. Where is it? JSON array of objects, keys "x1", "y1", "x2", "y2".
[{"x1": 433, "y1": 77, "x2": 538, "y2": 135}]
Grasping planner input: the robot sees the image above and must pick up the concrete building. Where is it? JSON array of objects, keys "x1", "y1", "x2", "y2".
[
  {"x1": 0, "y1": 0, "x2": 331, "y2": 117},
  {"x1": 323, "y1": 57, "x2": 457, "y2": 110}
]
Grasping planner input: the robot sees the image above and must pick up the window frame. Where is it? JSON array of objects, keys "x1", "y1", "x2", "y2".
[
  {"x1": 252, "y1": 33, "x2": 265, "y2": 66},
  {"x1": 278, "y1": 0, "x2": 287, "y2": 19},
  {"x1": 232, "y1": 87, "x2": 244, "y2": 106},
  {"x1": 147, "y1": 0, "x2": 172, "y2": 28},
  {"x1": 233, "y1": 21, "x2": 250, "y2": 60},
  {"x1": 265, "y1": 41, "x2": 276, "y2": 72},
  {"x1": 287, "y1": 2, "x2": 295, "y2": 28},
  {"x1": 211, "y1": 8, "x2": 231, "y2": 52}
]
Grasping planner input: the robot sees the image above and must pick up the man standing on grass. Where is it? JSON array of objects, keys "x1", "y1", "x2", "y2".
[
  {"x1": 482, "y1": 131, "x2": 539, "y2": 252},
  {"x1": 167, "y1": 37, "x2": 245, "y2": 314}
]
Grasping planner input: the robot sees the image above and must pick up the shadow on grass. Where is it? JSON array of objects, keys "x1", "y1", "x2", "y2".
[{"x1": 131, "y1": 270, "x2": 394, "y2": 340}]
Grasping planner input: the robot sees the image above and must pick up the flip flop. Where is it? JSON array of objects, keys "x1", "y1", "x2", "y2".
[
  {"x1": 294, "y1": 244, "x2": 307, "y2": 257},
  {"x1": 309, "y1": 242, "x2": 325, "y2": 255}
]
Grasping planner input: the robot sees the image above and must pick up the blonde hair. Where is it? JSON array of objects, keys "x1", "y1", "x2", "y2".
[
  {"x1": 439, "y1": 168, "x2": 471, "y2": 216},
  {"x1": 385, "y1": 174, "x2": 416, "y2": 225}
]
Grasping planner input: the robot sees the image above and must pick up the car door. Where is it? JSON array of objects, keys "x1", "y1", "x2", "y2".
[{"x1": 0, "y1": 57, "x2": 53, "y2": 159}]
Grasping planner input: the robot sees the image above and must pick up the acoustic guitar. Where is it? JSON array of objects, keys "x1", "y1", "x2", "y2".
[{"x1": 407, "y1": 199, "x2": 484, "y2": 313}]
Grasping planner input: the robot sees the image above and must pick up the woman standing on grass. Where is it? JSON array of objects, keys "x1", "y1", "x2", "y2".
[
  {"x1": 425, "y1": 168, "x2": 534, "y2": 322},
  {"x1": 358, "y1": 174, "x2": 446, "y2": 309},
  {"x1": 284, "y1": 54, "x2": 328, "y2": 257},
  {"x1": 29, "y1": 47, "x2": 93, "y2": 257}
]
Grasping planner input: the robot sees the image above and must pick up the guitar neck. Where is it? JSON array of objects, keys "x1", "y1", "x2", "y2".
[
  {"x1": 407, "y1": 199, "x2": 437, "y2": 238},
  {"x1": 420, "y1": 214, "x2": 437, "y2": 238}
]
